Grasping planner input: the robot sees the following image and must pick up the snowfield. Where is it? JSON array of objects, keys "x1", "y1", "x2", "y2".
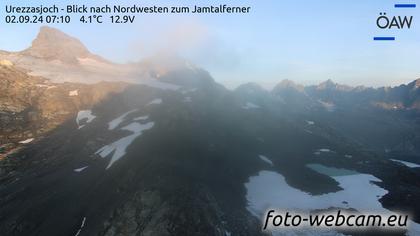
[
  {"x1": 108, "y1": 109, "x2": 138, "y2": 130},
  {"x1": 76, "y1": 110, "x2": 96, "y2": 129},
  {"x1": 245, "y1": 165, "x2": 420, "y2": 235},
  {"x1": 96, "y1": 121, "x2": 155, "y2": 169},
  {"x1": 391, "y1": 159, "x2": 420, "y2": 168},
  {"x1": 245, "y1": 170, "x2": 386, "y2": 216}
]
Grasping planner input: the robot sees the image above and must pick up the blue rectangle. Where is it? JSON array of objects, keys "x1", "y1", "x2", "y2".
[
  {"x1": 374, "y1": 37, "x2": 396, "y2": 41},
  {"x1": 395, "y1": 4, "x2": 416, "y2": 8}
]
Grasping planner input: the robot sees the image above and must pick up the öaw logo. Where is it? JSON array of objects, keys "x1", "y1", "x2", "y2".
[{"x1": 374, "y1": 3, "x2": 416, "y2": 41}]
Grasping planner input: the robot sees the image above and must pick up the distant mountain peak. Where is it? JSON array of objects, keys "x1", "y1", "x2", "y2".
[
  {"x1": 405, "y1": 78, "x2": 420, "y2": 91},
  {"x1": 273, "y1": 79, "x2": 305, "y2": 92},
  {"x1": 235, "y1": 82, "x2": 267, "y2": 95},
  {"x1": 317, "y1": 79, "x2": 336, "y2": 89},
  {"x1": 22, "y1": 26, "x2": 91, "y2": 63},
  {"x1": 317, "y1": 79, "x2": 353, "y2": 92}
]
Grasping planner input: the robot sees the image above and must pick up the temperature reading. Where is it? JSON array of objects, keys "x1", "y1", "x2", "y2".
[
  {"x1": 80, "y1": 15, "x2": 103, "y2": 24},
  {"x1": 110, "y1": 15, "x2": 135, "y2": 23}
]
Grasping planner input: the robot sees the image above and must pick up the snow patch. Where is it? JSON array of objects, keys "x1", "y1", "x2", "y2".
[
  {"x1": 319, "y1": 148, "x2": 331, "y2": 152},
  {"x1": 19, "y1": 138, "x2": 34, "y2": 144},
  {"x1": 69, "y1": 90, "x2": 79, "y2": 96},
  {"x1": 391, "y1": 159, "x2": 420, "y2": 168},
  {"x1": 245, "y1": 170, "x2": 388, "y2": 215},
  {"x1": 259, "y1": 155, "x2": 273, "y2": 166},
  {"x1": 242, "y1": 102, "x2": 260, "y2": 109},
  {"x1": 36, "y1": 84, "x2": 56, "y2": 89},
  {"x1": 314, "y1": 148, "x2": 332, "y2": 155},
  {"x1": 318, "y1": 100, "x2": 335, "y2": 112},
  {"x1": 74, "y1": 217, "x2": 86, "y2": 236},
  {"x1": 133, "y1": 115, "x2": 149, "y2": 121},
  {"x1": 306, "y1": 120, "x2": 315, "y2": 125},
  {"x1": 74, "y1": 166, "x2": 88, "y2": 172},
  {"x1": 108, "y1": 109, "x2": 138, "y2": 130},
  {"x1": 76, "y1": 110, "x2": 96, "y2": 129},
  {"x1": 77, "y1": 57, "x2": 110, "y2": 68},
  {"x1": 147, "y1": 98, "x2": 162, "y2": 106},
  {"x1": 304, "y1": 129, "x2": 313, "y2": 134},
  {"x1": 138, "y1": 79, "x2": 180, "y2": 91},
  {"x1": 181, "y1": 88, "x2": 198, "y2": 94},
  {"x1": 96, "y1": 121, "x2": 155, "y2": 169}
]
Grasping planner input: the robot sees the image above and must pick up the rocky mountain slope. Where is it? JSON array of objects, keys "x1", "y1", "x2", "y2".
[
  {"x1": 1, "y1": 27, "x2": 420, "y2": 236},
  {"x1": 236, "y1": 79, "x2": 420, "y2": 156},
  {"x1": 0, "y1": 62, "x2": 128, "y2": 160}
]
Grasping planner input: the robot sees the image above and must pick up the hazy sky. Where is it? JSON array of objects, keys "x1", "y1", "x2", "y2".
[{"x1": 1, "y1": 0, "x2": 419, "y2": 88}]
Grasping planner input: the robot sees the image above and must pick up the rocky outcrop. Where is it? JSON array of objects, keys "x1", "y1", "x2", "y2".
[
  {"x1": 0, "y1": 64, "x2": 128, "y2": 158},
  {"x1": 22, "y1": 26, "x2": 99, "y2": 64},
  {"x1": 102, "y1": 188, "x2": 229, "y2": 236}
]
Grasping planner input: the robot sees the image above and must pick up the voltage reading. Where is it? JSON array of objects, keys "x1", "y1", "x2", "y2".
[{"x1": 110, "y1": 15, "x2": 135, "y2": 23}]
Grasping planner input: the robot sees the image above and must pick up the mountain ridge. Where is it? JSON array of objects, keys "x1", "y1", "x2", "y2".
[{"x1": 1, "y1": 26, "x2": 419, "y2": 91}]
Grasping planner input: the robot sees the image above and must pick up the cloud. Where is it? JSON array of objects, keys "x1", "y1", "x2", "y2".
[{"x1": 126, "y1": 19, "x2": 242, "y2": 70}]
